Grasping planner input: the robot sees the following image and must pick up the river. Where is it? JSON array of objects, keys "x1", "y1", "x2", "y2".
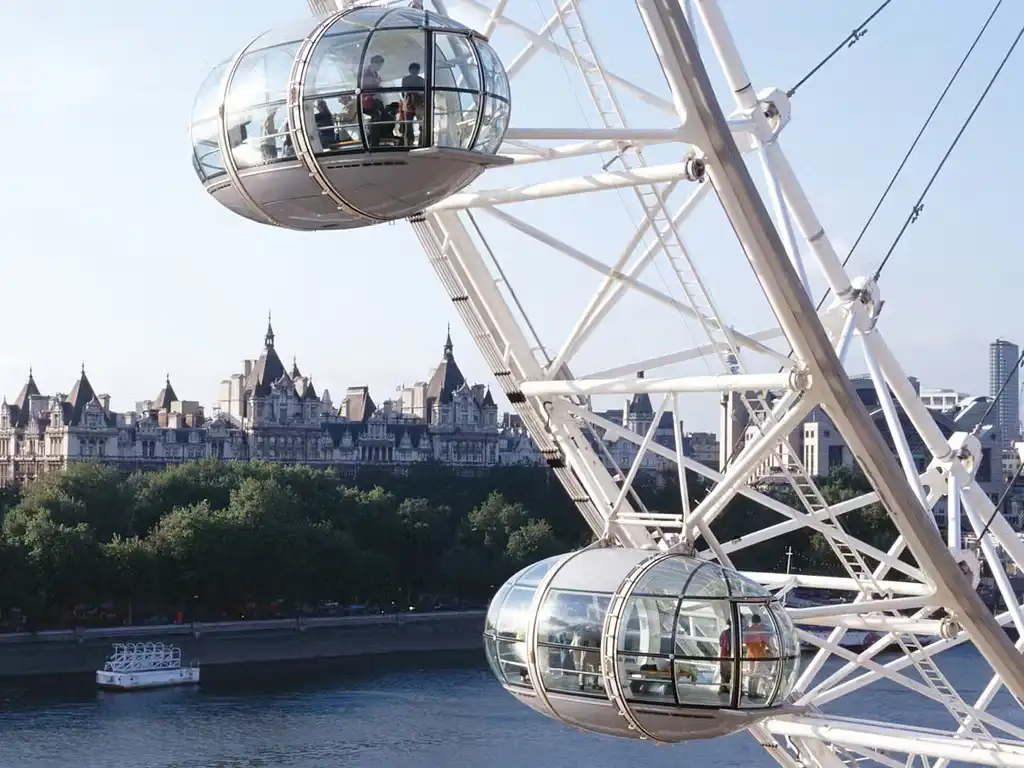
[{"x1": 1, "y1": 646, "x2": 1019, "y2": 767}]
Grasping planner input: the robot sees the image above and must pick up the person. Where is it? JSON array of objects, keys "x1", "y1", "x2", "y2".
[
  {"x1": 400, "y1": 62, "x2": 426, "y2": 146},
  {"x1": 281, "y1": 120, "x2": 294, "y2": 157},
  {"x1": 361, "y1": 55, "x2": 387, "y2": 146},
  {"x1": 336, "y1": 96, "x2": 359, "y2": 143},
  {"x1": 743, "y1": 614, "x2": 770, "y2": 658},
  {"x1": 362, "y1": 54, "x2": 385, "y2": 88},
  {"x1": 260, "y1": 109, "x2": 278, "y2": 162},
  {"x1": 313, "y1": 99, "x2": 336, "y2": 149},
  {"x1": 718, "y1": 620, "x2": 732, "y2": 695},
  {"x1": 742, "y1": 614, "x2": 771, "y2": 699}
]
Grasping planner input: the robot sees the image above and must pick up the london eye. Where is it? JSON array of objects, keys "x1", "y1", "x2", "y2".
[{"x1": 189, "y1": 1, "x2": 1024, "y2": 765}]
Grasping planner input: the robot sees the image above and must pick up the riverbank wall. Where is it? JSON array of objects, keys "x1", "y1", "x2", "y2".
[{"x1": 0, "y1": 611, "x2": 486, "y2": 678}]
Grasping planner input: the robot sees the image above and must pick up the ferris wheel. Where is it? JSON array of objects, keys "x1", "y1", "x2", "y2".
[{"x1": 190, "y1": 0, "x2": 1024, "y2": 765}]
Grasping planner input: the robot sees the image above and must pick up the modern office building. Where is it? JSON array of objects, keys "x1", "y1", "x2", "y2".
[{"x1": 990, "y1": 339, "x2": 1021, "y2": 454}]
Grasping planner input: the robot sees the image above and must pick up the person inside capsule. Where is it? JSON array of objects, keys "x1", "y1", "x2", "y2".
[
  {"x1": 570, "y1": 599, "x2": 603, "y2": 691},
  {"x1": 400, "y1": 62, "x2": 425, "y2": 147},
  {"x1": 336, "y1": 96, "x2": 359, "y2": 144},
  {"x1": 742, "y1": 613, "x2": 772, "y2": 700},
  {"x1": 718, "y1": 619, "x2": 732, "y2": 696},
  {"x1": 260, "y1": 109, "x2": 279, "y2": 162},
  {"x1": 361, "y1": 54, "x2": 389, "y2": 147}
]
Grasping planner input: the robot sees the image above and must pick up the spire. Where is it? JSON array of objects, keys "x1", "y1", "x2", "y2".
[
  {"x1": 15, "y1": 366, "x2": 40, "y2": 410},
  {"x1": 291, "y1": 355, "x2": 302, "y2": 379},
  {"x1": 265, "y1": 310, "x2": 275, "y2": 348},
  {"x1": 443, "y1": 323, "x2": 453, "y2": 360},
  {"x1": 155, "y1": 373, "x2": 178, "y2": 411}
]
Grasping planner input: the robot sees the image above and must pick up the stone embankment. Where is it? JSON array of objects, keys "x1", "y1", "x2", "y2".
[{"x1": 0, "y1": 611, "x2": 486, "y2": 678}]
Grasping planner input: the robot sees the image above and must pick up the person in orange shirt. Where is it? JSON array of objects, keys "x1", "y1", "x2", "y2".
[
  {"x1": 743, "y1": 614, "x2": 770, "y2": 658},
  {"x1": 743, "y1": 614, "x2": 772, "y2": 699}
]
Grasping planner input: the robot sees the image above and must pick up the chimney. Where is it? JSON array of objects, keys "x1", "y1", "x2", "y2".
[
  {"x1": 98, "y1": 394, "x2": 111, "y2": 411},
  {"x1": 243, "y1": 360, "x2": 253, "y2": 378}
]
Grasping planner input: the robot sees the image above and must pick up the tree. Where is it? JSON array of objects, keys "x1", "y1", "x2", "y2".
[
  {"x1": 0, "y1": 459, "x2": 882, "y2": 626},
  {"x1": 468, "y1": 491, "x2": 528, "y2": 553},
  {"x1": 0, "y1": 537, "x2": 29, "y2": 616},
  {"x1": 103, "y1": 536, "x2": 156, "y2": 623},
  {"x1": 16, "y1": 511, "x2": 105, "y2": 621},
  {"x1": 146, "y1": 501, "x2": 251, "y2": 612},
  {"x1": 11, "y1": 462, "x2": 132, "y2": 541},
  {"x1": 506, "y1": 518, "x2": 561, "y2": 567},
  {"x1": 127, "y1": 459, "x2": 243, "y2": 536}
]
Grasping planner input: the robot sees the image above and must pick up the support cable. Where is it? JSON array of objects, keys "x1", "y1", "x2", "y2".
[
  {"x1": 815, "y1": 0, "x2": 1004, "y2": 312},
  {"x1": 786, "y1": 0, "x2": 896, "y2": 99},
  {"x1": 759, "y1": 6, "x2": 1014, "y2": 472},
  {"x1": 872, "y1": 21, "x2": 1024, "y2": 282},
  {"x1": 982, "y1": 461, "x2": 1024, "y2": 541},
  {"x1": 770, "y1": 0, "x2": 1008, "y2": 388}
]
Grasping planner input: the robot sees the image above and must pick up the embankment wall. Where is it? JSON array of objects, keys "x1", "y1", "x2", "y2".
[{"x1": 0, "y1": 611, "x2": 486, "y2": 678}]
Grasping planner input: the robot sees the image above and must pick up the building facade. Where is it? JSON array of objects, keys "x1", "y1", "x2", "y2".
[
  {"x1": 740, "y1": 374, "x2": 1004, "y2": 536},
  {"x1": 0, "y1": 322, "x2": 722, "y2": 487}
]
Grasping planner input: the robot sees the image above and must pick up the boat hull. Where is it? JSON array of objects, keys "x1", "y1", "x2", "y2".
[{"x1": 96, "y1": 667, "x2": 200, "y2": 691}]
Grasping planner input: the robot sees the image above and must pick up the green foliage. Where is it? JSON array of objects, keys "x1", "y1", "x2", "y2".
[{"x1": 0, "y1": 459, "x2": 887, "y2": 628}]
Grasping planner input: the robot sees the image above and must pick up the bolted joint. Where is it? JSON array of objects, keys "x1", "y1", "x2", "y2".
[
  {"x1": 684, "y1": 152, "x2": 707, "y2": 182},
  {"x1": 788, "y1": 368, "x2": 813, "y2": 392},
  {"x1": 940, "y1": 616, "x2": 963, "y2": 641}
]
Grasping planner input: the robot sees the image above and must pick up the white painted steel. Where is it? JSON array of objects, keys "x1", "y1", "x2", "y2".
[{"x1": 288, "y1": 1, "x2": 1024, "y2": 765}]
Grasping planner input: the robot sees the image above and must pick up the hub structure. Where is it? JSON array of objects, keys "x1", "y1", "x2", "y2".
[{"x1": 197, "y1": 0, "x2": 1024, "y2": 765}]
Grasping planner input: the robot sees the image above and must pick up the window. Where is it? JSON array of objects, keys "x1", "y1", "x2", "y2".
[{"x1": 827, "y1": 445, "x2": 844, "y2": 468}]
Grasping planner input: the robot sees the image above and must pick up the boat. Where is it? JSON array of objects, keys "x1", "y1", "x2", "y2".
[{"x1": 95, "y1": 642, "x2": 200, "y2": 691}]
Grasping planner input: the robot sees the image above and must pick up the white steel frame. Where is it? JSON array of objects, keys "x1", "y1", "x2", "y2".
[{"x1": 310, "y1": 1, "x2": 1024, "y2": 766}]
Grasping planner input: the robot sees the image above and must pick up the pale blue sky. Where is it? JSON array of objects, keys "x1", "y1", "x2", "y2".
[{"x1": 0, "y1": 0, "x2": 1020, "y2": 432}]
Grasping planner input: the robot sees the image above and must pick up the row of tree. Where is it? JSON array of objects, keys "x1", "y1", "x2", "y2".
[{"x1": 0, "y1": 460, "x2": 896, "y2": 629}]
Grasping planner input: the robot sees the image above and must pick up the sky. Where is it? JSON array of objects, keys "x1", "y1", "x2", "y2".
[{"x1": 0, "y1": 0, "x2": 1020, "y2": 433}]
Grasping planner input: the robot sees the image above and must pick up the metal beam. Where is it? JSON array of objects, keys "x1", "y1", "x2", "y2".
[{"x1": 634, "y1": 0, "x2": 1024, "y2": 703}]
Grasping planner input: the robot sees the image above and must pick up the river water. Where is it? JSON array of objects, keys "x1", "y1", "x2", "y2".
[{"x1": 1, "y1": 646, "x2": 1020, "y2": 768}]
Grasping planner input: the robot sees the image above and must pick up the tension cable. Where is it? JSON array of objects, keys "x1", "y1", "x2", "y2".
[
  {"x1": 872, "y1": 20, "x2": 1024, "y2": 282},
  {"x1": 814, "y1": 0, "x2": 1005, "y2": 312},
  {"x1": 787, "y1": 0, "x2": 896, "y2": 99}
]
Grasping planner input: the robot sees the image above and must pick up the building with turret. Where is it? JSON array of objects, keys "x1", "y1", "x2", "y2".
[
  {"x1": 0, "y1": 320, "x2": 503, "y2": 486},
  {"x1": 0, "y1": 322, "x2": 719, "y2": 487},
  {"x1": 586, "y1": 372, "x2": 720, "y2": 474}
]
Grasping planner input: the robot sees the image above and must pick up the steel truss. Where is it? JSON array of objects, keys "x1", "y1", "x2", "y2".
[{"x1": 315, "y1": 0, "x2": 1024, "y2": 765}]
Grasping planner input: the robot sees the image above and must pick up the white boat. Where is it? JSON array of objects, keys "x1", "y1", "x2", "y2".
[{"x1": 95, "y1": 642, "x2": 200, "y2": 691}]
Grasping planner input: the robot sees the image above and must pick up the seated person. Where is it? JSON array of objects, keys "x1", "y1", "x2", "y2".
[
  {"x1": 335, "y1": 96, "x2": 359, "y2": 143},
  {"x1": 313, "y1": 99, "x2": 336, "y2": 149}
]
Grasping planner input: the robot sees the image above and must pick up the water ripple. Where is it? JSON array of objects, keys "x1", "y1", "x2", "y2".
[{"x1": 0, "y1": 646, "x2": 1003, "y2": 768}]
